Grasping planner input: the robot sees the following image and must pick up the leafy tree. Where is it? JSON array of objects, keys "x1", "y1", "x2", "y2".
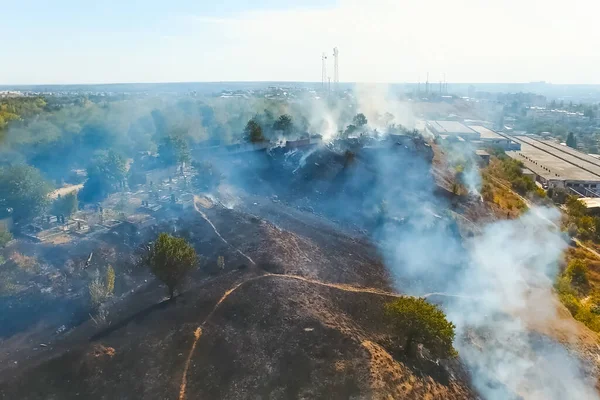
[
  {"x1": 52, "y1": 192, "x2": 78, "y2": 217},
  {"x1": 273, "y1": 114, "x2": 293, "y2": 135},
  {"x1": 79, "y1": 151, "x2": 127, "y2": 203},
  {"x1": 0, "y1": 165, "x2": 52, "y2": 222},
  {"x1": 244, "y1": 118, "x2": 265, "y2": 143},
  {"x1": 566, "y1": 132, "x2": 577, "y2": 148},
  {"x1": 566, "y1": 259, "x2": 589, "y2": 288},
  {"x1": 158, "y1": 134, "x2": 190, "y2": 166},
  {"x1": 144, "y1": 233, "x2": 199, "y2": 299},
  {"x1": 353, "y1": 113, "x2": 368, "y2": 127},
  {"x1": 385, "y1": 297, "x2": 457, "y2": 358}
]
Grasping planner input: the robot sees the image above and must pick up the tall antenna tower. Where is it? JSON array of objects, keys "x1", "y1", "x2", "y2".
[
  {"x1": 425, "y1": 72, "x2": 429, "y2": 94},
  {"x1": 321, "y1": 53, "x2": 328, "y2": 89},
  {"x1": 333, "y1": 47, "x2": 339, "y2": 91}
]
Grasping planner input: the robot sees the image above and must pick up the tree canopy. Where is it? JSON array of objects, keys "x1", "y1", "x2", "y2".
[
  {"x1": 52, "y1": 192, "x2": 78, "y2": 217},
  {"x1": 0, "y1": 165, "x2": 52, "y2": 222},
  {"x1": 144, "y1": 233, "x2": 199, "y2": 299},
  {"x1": 79, "y1": 151, "x2": 127, "y2": 203},
  {"x1": 244, "y1": 118, "x2": 265, "y2": 143},
  {"x1": 158, "y1": 134, "x2": 190, "y2": 166},
  {"x1": 353, "y1": 113, "x2": 368, "y2": 127},
  {"x1": 385, "y1": 297, "x2": 457, "y2": 358},
  {"x1": 273, "y1": 114, "x2": 293, "y2": 135},
  {"x1": 566, "y1": 132, "x2": 577, "y2": 148}
]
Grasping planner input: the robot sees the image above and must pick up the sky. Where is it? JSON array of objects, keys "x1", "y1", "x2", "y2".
[{"x1": 1, "y1": 0, "x2": 600, "y2": 85}]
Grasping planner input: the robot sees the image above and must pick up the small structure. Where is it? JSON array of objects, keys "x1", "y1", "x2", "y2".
[
  {"x1": 475, "y1": 149, "x2": 490, "y2": 166},
  {"x1": 580, "y1": 197, "x2": 600, "y2": 215}
]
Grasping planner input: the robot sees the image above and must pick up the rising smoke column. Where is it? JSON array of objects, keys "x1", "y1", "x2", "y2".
[
  {"x1": 449, "y1": 208, "x2": 598, "y2": 400},
  {"x1": 353, "y1": 86, "x2": 599, "y2": 399}
]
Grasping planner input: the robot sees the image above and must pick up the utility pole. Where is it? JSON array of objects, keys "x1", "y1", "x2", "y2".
[
  {"x1": 321, "y1": 53, "x2": 328, "y2": 89},
  {"x1": 333, "y1": 47, "x2": 339, "y2": 92}
]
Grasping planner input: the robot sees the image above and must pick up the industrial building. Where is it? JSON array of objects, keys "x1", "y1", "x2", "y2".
[
  {"x1": 506, "y1": 135, "x2": 600, "y2": 196},
  {"x1": 427, "y1": 121, "x2": 520, "y2": 151},
  {"x1": 467, "y1": 125, "x2": 520, "y2": 151},
  {"x1": 427, "y1": 121, "x2": 480, "y2": 140}
]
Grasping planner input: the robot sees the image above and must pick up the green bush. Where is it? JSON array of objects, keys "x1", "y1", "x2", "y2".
[
  {"x1": 385, "y1": 297, "x2": 457, "y2": 359},
  {"x1": 566, "y1": 259, "x2": 589, "y2": 288}
]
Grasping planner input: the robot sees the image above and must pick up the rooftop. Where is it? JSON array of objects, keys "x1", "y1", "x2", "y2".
[
  {"x1": 468, "y1": 125, "x2": 507, "y2": 140},
  {"x1": 506, "y1": 136, "x2": 600, "y2": 182},
  {"x1": 428, "y1": 121, "x2": 478, "y2": 136}
]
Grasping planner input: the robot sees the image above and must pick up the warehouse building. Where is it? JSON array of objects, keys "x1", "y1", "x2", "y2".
[
  {"x1": 467, "y1": 125, "x2": 521, "y2": 151},
  {"x1": 427, "y1": 121, "x2": 480, "y2": 140},
  {"x1": 506, "y1": 135, "x2": 600, "y2": 196}
]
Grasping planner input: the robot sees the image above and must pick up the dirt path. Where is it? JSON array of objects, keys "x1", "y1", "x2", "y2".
[
  {"x1": 49, "y1": 184, "x2": 83, "y2": 199},
  {"x1": 193, "y1": 195, "x2": 256, "y2": 266}
]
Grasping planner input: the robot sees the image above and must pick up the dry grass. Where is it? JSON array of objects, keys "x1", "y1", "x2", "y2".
[
  {"x1": 10, "y1": 252, "x2": 39, "y2": 273},
  {"x1": 361, "y1": 340, "x2": 469, "y2": 400}
]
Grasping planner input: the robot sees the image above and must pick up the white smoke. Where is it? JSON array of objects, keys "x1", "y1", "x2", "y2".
[
  {"x1": 449, "y1": 208, "x2": 598, "y2": 400},
  {"x1": 350, "y1": 84, "x2": 599, "y2": 399}
]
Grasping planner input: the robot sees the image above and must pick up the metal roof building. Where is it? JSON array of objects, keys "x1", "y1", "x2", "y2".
[{"x1": 506, "y1": 135, "x2": 600, "y2": 196}]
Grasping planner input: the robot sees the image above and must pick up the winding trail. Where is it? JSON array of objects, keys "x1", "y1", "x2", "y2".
[
  {"x1": 177, "y1": 272, "x2": 465, "y2": 400},
  {"x1": 179, "y1": 194, "x2": 469, "y2": 399},
  {"x1": 193, "y1": 196, "x2": 256, "y2": 266}
]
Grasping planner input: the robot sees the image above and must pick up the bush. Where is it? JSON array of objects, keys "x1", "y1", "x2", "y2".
[
  {"x1": 144, "y1": 233, "x2": 198, "y2": 299},
  {"x1": 385, "y1": 297, "x2": 457, "y2": 359},
  {"x1": 89, "y1": 266, "x2": 115, "y2": 311},
  {"x1": 566, "y1": 259, "x2": 589, "y2": 288},
  {"x1": 559, "y1": 292, "x2": 581, "y2": 316},
  {"x1": 0, "y1": 229, "x2": 12, "y2": 247}
]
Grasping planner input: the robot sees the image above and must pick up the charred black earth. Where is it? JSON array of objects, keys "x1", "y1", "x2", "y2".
[{"x1": 0, "y1": 138, "x2": 477, "y2": 399}]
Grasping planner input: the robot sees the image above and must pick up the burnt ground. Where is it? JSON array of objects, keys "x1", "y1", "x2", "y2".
[{"x1": 0, "y1": 198, "x2": 477, "y2": 399}]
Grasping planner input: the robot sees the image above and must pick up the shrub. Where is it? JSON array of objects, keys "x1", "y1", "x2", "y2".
[
  {"x1": 217, "y1": 256, "x2": 225, "y2": 270},
  {"x1": 0, "y1": 229, "x2": 12, "y2": 247},
  {"x1": 566, "y1": 259, "x2": 589, "y2": 288},
  {"x1": 89, "y1": 266, "x2": 115, "y2": 311},
  {"x1": 385, "y1": 297, "x2": 457, "y2": 359}
]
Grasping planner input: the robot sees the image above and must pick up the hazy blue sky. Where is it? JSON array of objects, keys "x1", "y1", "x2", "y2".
[{"x1": 2, "y1": 0, "x2": 599, "y2": 84}]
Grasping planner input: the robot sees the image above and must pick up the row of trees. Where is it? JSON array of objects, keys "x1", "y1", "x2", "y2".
[{"x1": 244, "y1": 113, "x2": 295, "y2": 143}]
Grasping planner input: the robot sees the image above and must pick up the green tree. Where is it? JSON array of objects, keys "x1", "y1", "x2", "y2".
[
  {"x1": 244, "y1": 118, "x2": 265, "y2": 143},
  {"x1": 79, "y1": 151, "x2": 127, "y2": 203},
  {"x1": 273, "y1": 114, "x2": 293, "y2": 135},
  {"x1": 158, "y1": 134, "x2": 190, "y2": 166},
  {"x1": 385, "y1": 297, "x2": 457, "y2": 358},
  {"x1": 353, "y1": 113, "x2": 368, "y2": 127},
  {"x1": 566, "y1": 259, "x2": 589, "y2": 288},
  {"x1": 0, "y1": 165, "x2": 52, "y2": 222},
  {"x1": 566, "y1": 132, "x2": 577, "y2": 149},
  {"x1": 52, "y1": 192, "x2": 78, "y2": 217},
  {"x1": 144, "y1": 233, "x2": 199, "y2": 299}
]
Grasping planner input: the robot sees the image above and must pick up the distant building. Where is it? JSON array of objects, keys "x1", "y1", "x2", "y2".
[
  {"x1": 506, "y1": 135, "x2": 600, "y2": 196},
  {"x1": 427, "y1": 121, "x2": 480, "y2": 140}
]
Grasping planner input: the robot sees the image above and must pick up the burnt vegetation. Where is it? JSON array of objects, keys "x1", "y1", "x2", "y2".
[{"x1": 0, "y1": 93, "x2": 495, "y2": 399}]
